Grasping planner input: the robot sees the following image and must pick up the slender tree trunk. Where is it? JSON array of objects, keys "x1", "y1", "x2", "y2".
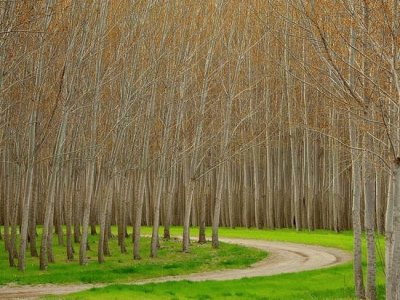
[
  {"x1": 385, "y1": 168, "x2": 395, "y2": 300},
  {"x1": 350, "y1": 113, "x2": 365, "y2": 299},
  {"x1": 347, "y1": 5, "x2": 365, "y2": 295},
  {"x1": 18, "y1": 110, "x2": 36, "y2": 271},
  {"x1": 151, "y1": 96, "x2": 173, "y2": 257},
  {"x1": 198, "y1": 170, "x2": 209, "y2": 244},
  {"x1": 80, "y1": 1, "x2": 109, "y2": 265},
  {"x1": 284, "y1": 1, "x2": 300, "y2": 230},
  {"x1": 40, "y1": 110, "x2": 68, "y2": 270},
  {"x1": 66, "y1": 162, "x2": 75, "y2": 261},
  {"x1": 29, "y1": 169, "x2": 38, "y2": 257},
  {"x1": 361, "y1": 3, "x2": 376, "y2": 298},
  {"x1": 164, "y1": 163, "x2": 177, "y2": 240},
  {"x1": 98, "y1": 179, "x2": 112, "y2": 263},
  {"x1": 134, "y1": 83, "x2": 156, "y2": 259}
]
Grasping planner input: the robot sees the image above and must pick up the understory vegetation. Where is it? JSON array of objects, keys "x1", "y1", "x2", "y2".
[
  {"x1": 58, "y1": 227, "x2": 386, "y2": 300},
  {"x1": 60, "y1": 269, "x2": 384, "y2": 300},
  {"x1": 0, "y1": 227, "x2": 265, "y2": 285}
]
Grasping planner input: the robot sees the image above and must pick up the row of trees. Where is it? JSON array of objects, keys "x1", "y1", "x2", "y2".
[{"x1": 0, "y1": 0, "x2": 399, "y2": 299}]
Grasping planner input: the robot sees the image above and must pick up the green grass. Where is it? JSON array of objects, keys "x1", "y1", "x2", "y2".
[
  {"x1": 62, "y1": 227, "x2": 386, "y2": 300},
  {"x1": 0, "y1": 227, "x2": 266, "y2": 285}
]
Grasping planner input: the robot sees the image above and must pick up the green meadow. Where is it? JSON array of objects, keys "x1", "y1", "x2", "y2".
[
  {"x1": 0, "y1": 227, "x2": 384, "y2": 300},
  {"x1": 0, "y1": 227, "x2": 265, "y2": 285},
  {"x1": 50, "y1": 227, "x2": 385, "y2": 299}
]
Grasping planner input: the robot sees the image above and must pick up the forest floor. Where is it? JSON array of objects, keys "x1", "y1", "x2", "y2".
[{"x1": 0, "y1": 232, "x2": 351, "y2": 299}]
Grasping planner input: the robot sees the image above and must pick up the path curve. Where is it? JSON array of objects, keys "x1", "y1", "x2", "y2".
[{"x1": 0, "y1": 237, "x2": 352, "y2": 299}]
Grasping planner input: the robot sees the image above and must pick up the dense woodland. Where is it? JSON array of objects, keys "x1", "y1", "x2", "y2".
[{"x1": 0, "y1": 0, "x2": 400, "y2": 299}]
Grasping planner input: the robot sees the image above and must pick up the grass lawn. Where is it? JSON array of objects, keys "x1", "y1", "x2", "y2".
[
  {"x1": 0, "y1": 228, "x2": 265, "y2": 285},
  {"x1": 62, "y1": 227, "x2": 386, "y2": 300}
]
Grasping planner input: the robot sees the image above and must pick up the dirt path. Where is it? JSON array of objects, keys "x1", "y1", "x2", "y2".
[{"x1": 0, "y1": 237, "x2": 352, "y2": 299}]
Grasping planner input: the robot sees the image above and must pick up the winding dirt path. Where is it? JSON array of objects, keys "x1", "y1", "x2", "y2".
[{"x1": 0, "y1": 237, "x2": 352, "y2": 299}]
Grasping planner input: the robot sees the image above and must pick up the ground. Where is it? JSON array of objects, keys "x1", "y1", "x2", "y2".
[
  {"x1": 0, "y1": 230, "x2": 264, "y2": 285},
  {"x1": 0, "y1": 227, "x2": 386, "y2": 299}
]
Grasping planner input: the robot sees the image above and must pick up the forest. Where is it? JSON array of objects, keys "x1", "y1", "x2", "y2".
[{"x1": 0, "y1": 0, "x2": 399, "y2": 299}]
